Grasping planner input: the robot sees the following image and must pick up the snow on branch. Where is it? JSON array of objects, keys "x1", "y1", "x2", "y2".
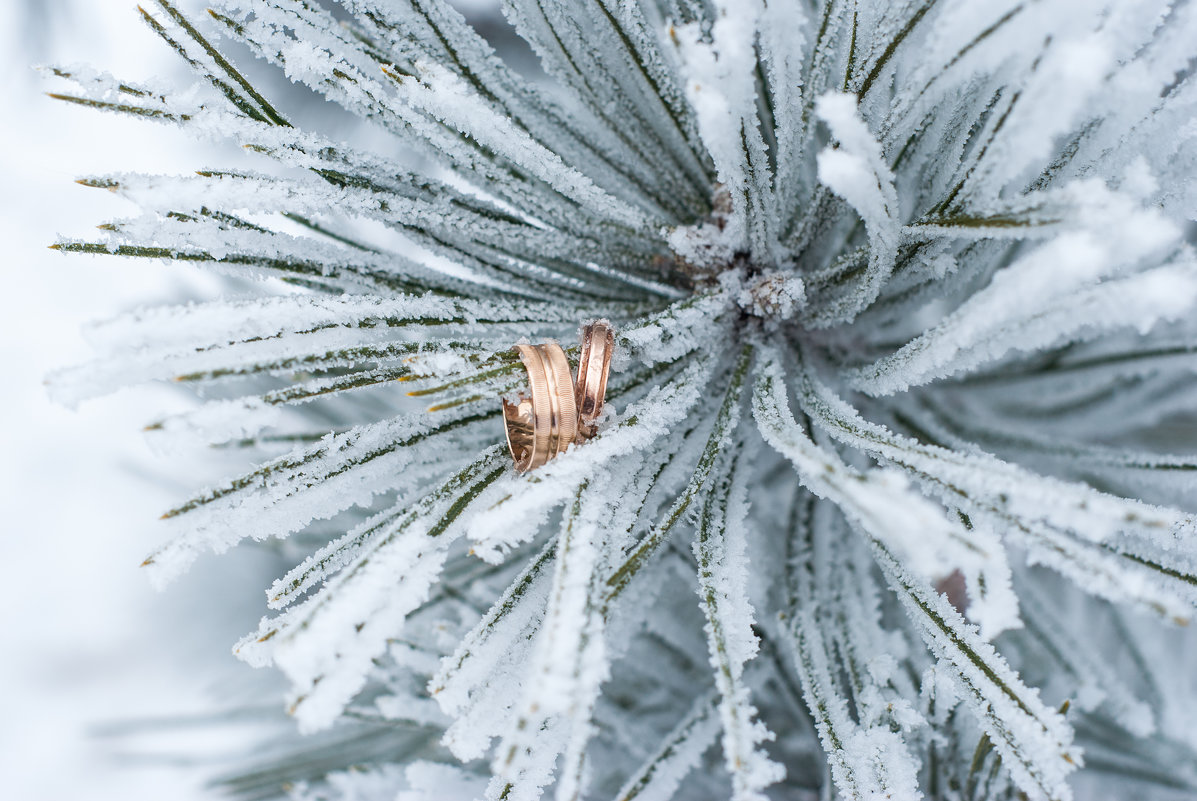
[
  {"x1": 811, "y1": 92, "x2": 901, "y2": 325},
  {"x1": 752, "y1": 354, "x2": 1079, "y2": 801}
]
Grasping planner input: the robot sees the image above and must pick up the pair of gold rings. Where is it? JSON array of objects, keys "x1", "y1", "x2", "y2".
[{"x1": 502, "y1": 321, "x2": 614, "y2": 472}]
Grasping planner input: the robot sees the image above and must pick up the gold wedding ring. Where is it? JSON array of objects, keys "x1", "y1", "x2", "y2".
[
  {"x1": 501, "y1": 322, "x2": 617, "y2": 473},
  {"x1": 503, "y1": 342, "x2": 580, "y2": 473},
  {"x1": 575, "y1": 321, "x2": 614, "y2": 442}
]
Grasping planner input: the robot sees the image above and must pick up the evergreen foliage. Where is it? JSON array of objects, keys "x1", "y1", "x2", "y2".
[{"x1": 49, "y1": 1, "x2": 1197, "y2": 799}]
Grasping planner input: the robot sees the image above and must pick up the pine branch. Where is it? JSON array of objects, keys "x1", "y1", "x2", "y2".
[{"x1": 49, "y1": 1, "x2": 1197, "y2": 798}]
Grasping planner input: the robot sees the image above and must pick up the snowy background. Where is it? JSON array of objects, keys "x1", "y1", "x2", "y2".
[
  {"x1": 2, "y1": 2, "x2": 514, "y2": 799},
  {"x1": 1, "y1": 3, "x2": 293, "y2": 799}
]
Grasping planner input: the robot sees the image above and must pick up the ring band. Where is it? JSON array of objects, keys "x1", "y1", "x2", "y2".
[
  {"x1": 575, "y1": 321, "x2": 614, "y2": 442},
  {"x1": 501, "y1": 324, "x2": 615, "y2": 472},
  {"x1": 541, "y1": 343, "x2": 578, "y2": 458},
  {"x1": 503, "y1": 342, "x2": 579, "y2": 473}
]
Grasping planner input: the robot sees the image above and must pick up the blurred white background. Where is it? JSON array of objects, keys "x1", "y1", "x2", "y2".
[
  {"x1": 0, "y1": 0, "x2": 522, "y2": 797},
  {"x1": 0, "y1": 2, "x2": 287, "y2": 799},
  {"x1": 0, "y1": 2, "x2": 510, "y2": 798}
]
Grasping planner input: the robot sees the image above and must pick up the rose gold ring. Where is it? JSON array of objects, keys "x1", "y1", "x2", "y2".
[
  {"x1": 575, "y1": 321, "x2": 614, "y2": 442},
  {"x1": 503, "y1": 342, "x2": 579, "y2": 473}
]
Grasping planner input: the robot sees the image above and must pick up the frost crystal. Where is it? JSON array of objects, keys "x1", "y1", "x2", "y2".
[{"x1": 50, "y1": 0, "x2": 1197, "y2": 799}]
